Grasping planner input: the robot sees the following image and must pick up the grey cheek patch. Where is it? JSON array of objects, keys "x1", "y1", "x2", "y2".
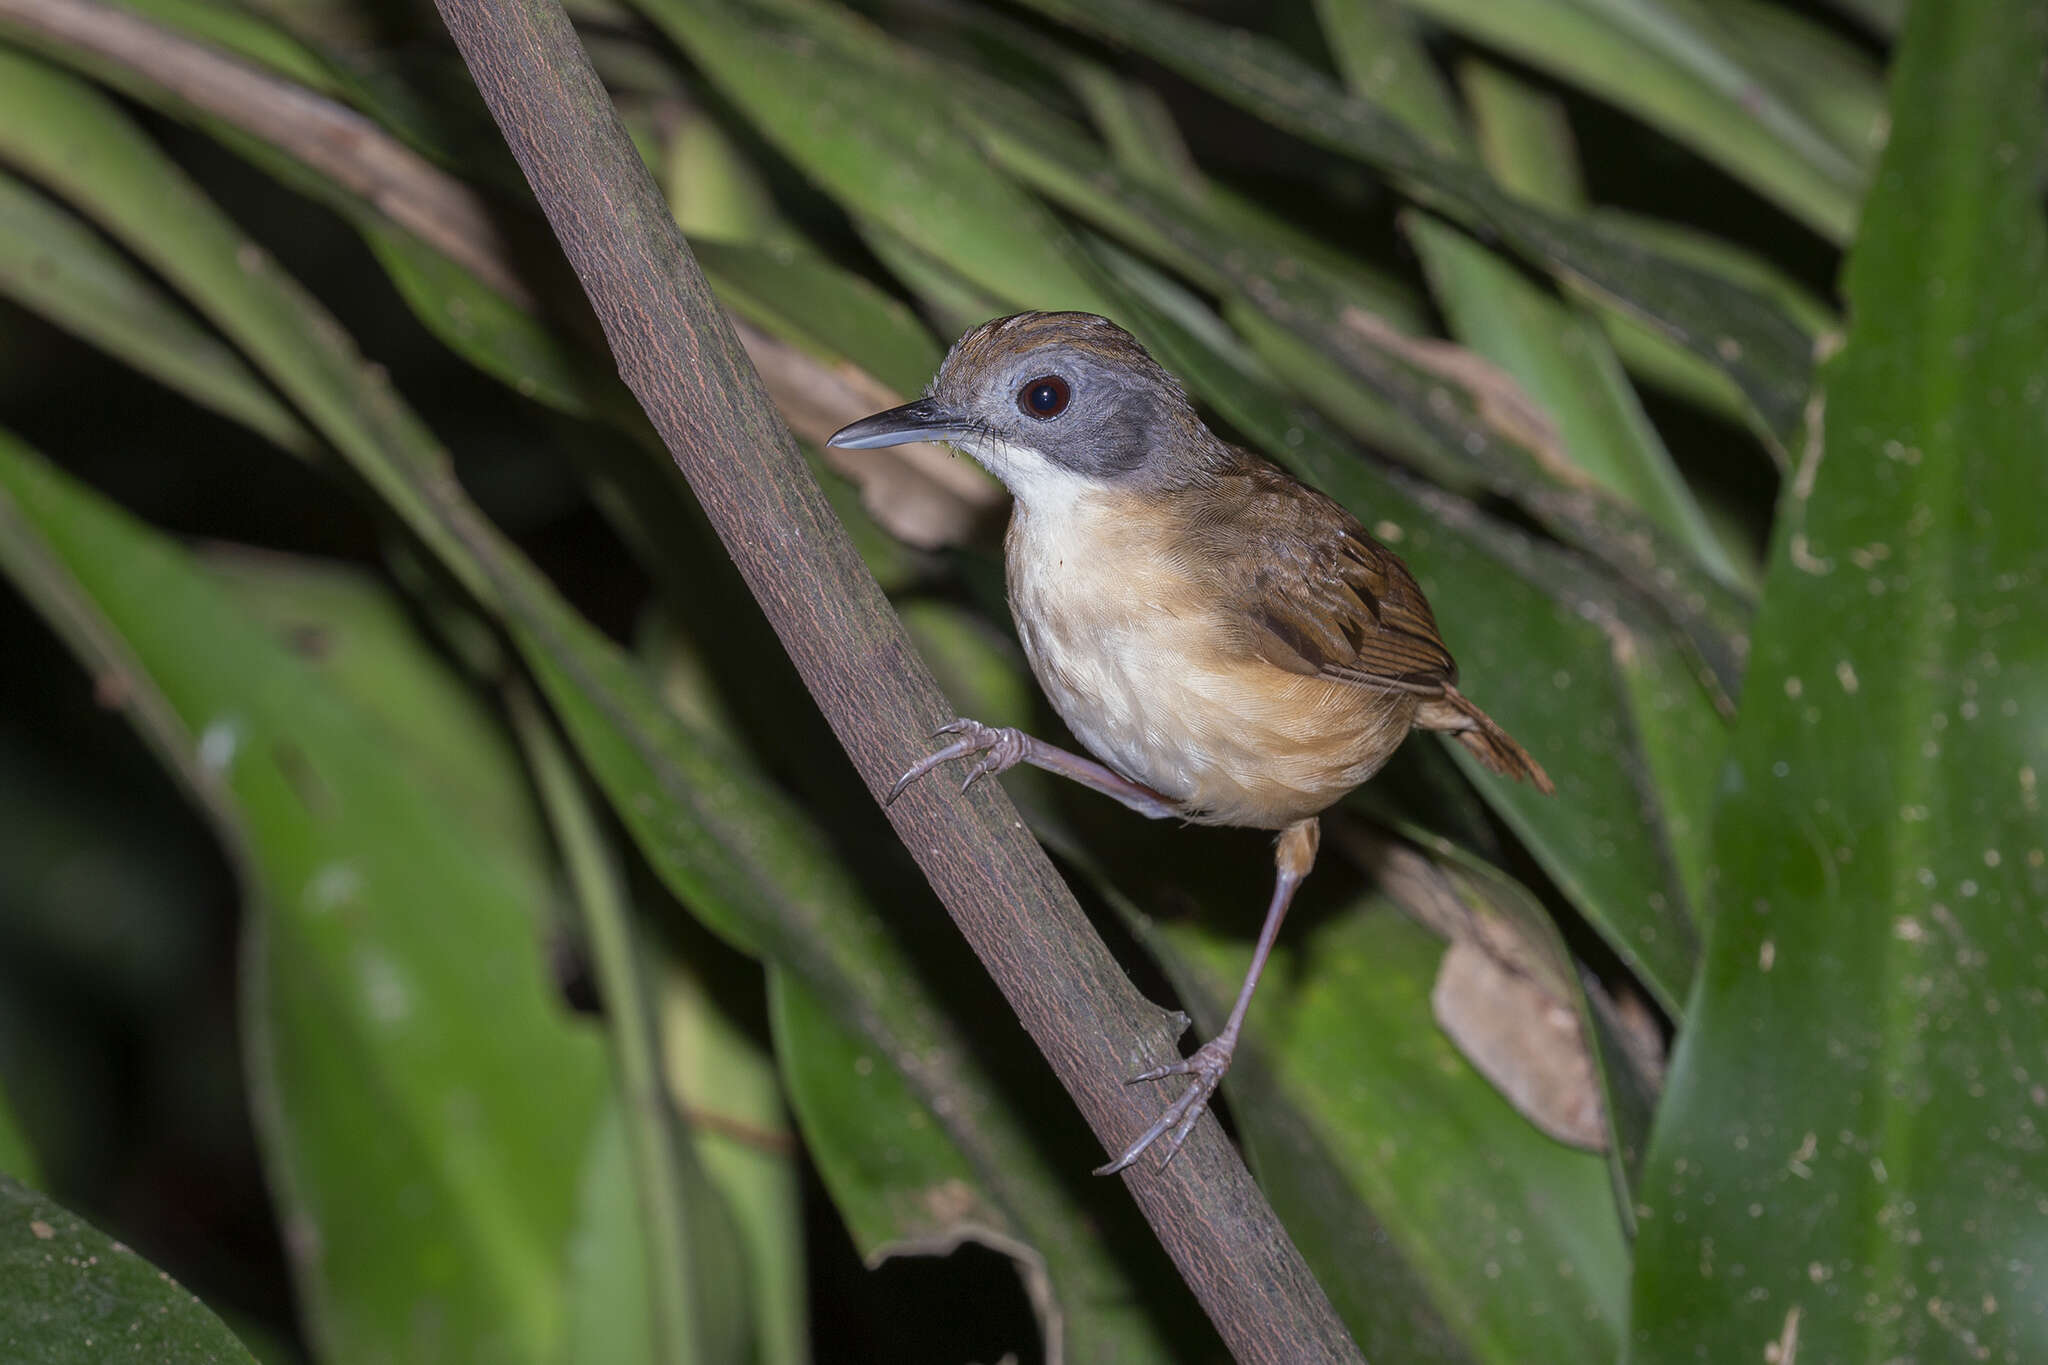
[{"x1": 1047, "y1": 395, "x2": 1162, "y2": 478}]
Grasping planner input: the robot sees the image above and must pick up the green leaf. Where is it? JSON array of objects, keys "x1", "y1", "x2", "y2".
[
  {"x1": 0, "y1": 1172, "x2": 260, "y2": 1364},
  {"x1": 1409, "y1": 63, "x2": 1749, "y2": 592},
  {"x1": 1310, "y1": 0, "x2": 1810, "y2": 444},
  {"x1": 1714, "y1": 0, "x2": 1887, "y2": 169},
  {"x1": 1310, "y1": 0, "x2": 1467, "y2": 155},
  {"x1": 202, "y1": 551, "x2": 548, "y2": 861},
  {"x1": 0, "y1": 53, "x2": 481, "y2": 599},
  {"x1": 662, "y1": 107, "x2": 783, "y2": 245},
  {"x1": 855, "y1": 221, "x2": 1012, "y2": 337},
  {"x1": 0, "y1": 437, "x2": 612, "y2": 1364},
  {"x1": 928, "y1": 20, "x2": 1423, "y2": 329},
  {"x1": 1413, "y1": 211, "x2": 1747, "y2": 582},
  {"x1": 1631, "y1": 5, "x2": 2048, "y2": 1360},
  {"x1": 0, "y1": 16, "x2": 963, "y2": 571},
  {"x1": 1591, "y1": 209, "x2": 1839, "y2": 345},
  {"x1": 1456, "y1": 58, "x2": 1574, "y2": 212},
  {"x1": 1063, "y1": 61, "x2": 1206, "y2": 195},
  {"x1": 768, "y1": 960, "x2": 1197, "y2": 1363},
  {"x1": 770, "y1": 974, "x2": 989, "y2": 1260},
  {"x1": 1346, "y1": 818, "x2": 1666, "y2": 1202},
  {"x1": 692, "y1": 239, "x2": 941, "y2": 402},
  {"x1": 930, "y1": 0, "x2": 1765, "y2": 452},
  {"x1": 355, "y1": 219, "x2": 611, "y2": 417},
  {"x1": 0, "y1": 168, "x2": 313, "y2": 458},
  {"x1": 1389, "y1": 0, "x2": 1873, "y2": 240},
  {"x1": 56, "y1": 0, "x2": 530, "y2": 195},
  {"x1": 639, "y1": 0, "x2": 1115, "y2": 318},
  {"x1": 1006, "y1": 0, "x2": 1815, "y2": 446},
  {"x1": 0, "y1": 13, "x2": 614, "y2": 420}
]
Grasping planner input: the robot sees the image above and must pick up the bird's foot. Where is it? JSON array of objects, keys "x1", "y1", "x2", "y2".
[
  {"x1": 1094, "y1": 1035, "x2": 1238, "y2": 1176},
  {"x1": 885, "y1": 718, "x2": 1028, "y2": 805}
]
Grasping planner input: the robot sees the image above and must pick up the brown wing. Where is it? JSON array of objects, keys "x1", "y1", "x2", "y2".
[{"x1": 1189, "y1": 451, "x2": 1456, "y2": 695}]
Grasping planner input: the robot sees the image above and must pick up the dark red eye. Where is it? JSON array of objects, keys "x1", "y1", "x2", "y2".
[{"x1": 1018, "y1": 375, "x2": 1071, "y2": 419}]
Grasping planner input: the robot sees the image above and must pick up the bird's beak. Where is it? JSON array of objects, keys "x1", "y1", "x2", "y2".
[{"x1": 825, "y1": 398, "x2": 976, "y2": 450}]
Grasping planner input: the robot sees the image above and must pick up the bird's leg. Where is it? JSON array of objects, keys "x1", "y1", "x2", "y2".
[
  {"x1": 886, "y1": 717, "x2": 1180, "y2": 819},
  {"x1": 1096, "y1": 817, "x2": 1320, "y2": 1176}
]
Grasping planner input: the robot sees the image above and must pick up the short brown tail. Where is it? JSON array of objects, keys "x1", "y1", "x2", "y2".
[{"x1": 1418, "y1": 685, "x2": 1556, "y2": 795}]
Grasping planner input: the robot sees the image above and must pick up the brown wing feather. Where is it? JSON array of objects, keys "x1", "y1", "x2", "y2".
[{"x1": 1187, "y1": 450, "x2": 1457, "y2": 694}]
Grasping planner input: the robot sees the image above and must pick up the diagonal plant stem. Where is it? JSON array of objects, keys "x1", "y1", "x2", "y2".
[{"x1": 429, "y1": 0, "x2": 1362, "y2": 1359}]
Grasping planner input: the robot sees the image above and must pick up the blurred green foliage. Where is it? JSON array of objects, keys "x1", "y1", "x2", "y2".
[{"x1": 0, "y1": 0, "x2": 2040, "y2": 1362}]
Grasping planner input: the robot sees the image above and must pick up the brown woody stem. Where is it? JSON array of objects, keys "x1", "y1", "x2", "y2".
[{"x1": 428, "y1": 0, "x2": 1362, "y2": 1358}]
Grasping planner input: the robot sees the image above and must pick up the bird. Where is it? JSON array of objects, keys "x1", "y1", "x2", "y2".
[{"x1": 828, "y1": 311, "x2": 1553, "y2": 1176}]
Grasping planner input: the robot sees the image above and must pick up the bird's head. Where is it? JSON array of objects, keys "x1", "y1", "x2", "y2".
[{"x1": 826, "y1": 312, "x2": 1218, "y2": 503}]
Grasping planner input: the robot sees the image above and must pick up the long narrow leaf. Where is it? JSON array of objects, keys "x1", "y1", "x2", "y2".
[
  {"x1": 0, "y1": 168, "x2": 313, "y2": 457},
  {"x1": 640, "y1": 0, "x2": 1114, "y2": 317},
  {"x1": 0, "y1": 434, "x2": 613, "y2": 1363},
  {"x1": 1631, "y1": 4, "x2": 2048, "y2": 1358},
  {"x1": 1390, "y1": 0, "x2": 1872, "y2": 239},
  {"x1": 1409, "y1": 60, "x2": 1747, "y2": 590},
  {"x1": 1005, "y1": 0, "x2": 1815, "y2": 447}
]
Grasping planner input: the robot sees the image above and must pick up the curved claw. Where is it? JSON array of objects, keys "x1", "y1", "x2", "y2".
[
  {"x1": 883, "y1": 718, "x2": 1026, "y2": 806},
  {"x1": 1093, "y1": 1038, "x2": 1237, "y2": 1176},
  {"x1": 884, "y1": 736, "x2": 978, "y2": 804},
  {"x1": 959, "y1": 748, "x2": 1010, "y2": 793},
  {"x1": 1126, "y1": 1058, "x2": 1194, "y2": 1086},
  {"x1": 1094, "y1": 1072, "x2": 1221, "y2": 1175}
]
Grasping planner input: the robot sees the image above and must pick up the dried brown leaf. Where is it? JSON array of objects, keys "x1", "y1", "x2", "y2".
[{"x1": 1431, "y1": 939, "x2": 1605, "y2": 1151}]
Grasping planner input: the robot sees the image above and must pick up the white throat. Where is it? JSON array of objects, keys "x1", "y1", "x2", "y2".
[{"x1": 948, "y1": 431, "x2": 1098, "y2": 518}]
